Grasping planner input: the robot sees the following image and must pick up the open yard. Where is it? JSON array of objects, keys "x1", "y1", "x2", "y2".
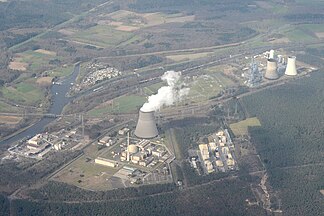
[
  {"x1": 229, "y1": 117, "x2": 261, "y2": 137},
  {"x1": 52, "y1": 154, "x2": 121, "y2": 191}
]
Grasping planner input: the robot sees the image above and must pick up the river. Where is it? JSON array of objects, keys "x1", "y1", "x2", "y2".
[{"x1": 0, "y1": 63, "x2": 80, "y2": 145}]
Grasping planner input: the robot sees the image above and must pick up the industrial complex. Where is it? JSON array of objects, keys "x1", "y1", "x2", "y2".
[{"x1": 1, "y1": 47, "x2": 316, "y2": 192}]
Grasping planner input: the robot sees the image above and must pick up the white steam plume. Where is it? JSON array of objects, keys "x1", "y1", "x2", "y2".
[{"x1": 141, "y1": 71, "x2": 189, "y2": 112}]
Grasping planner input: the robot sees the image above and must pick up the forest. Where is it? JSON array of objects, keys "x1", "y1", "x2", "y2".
[
  {"x1": 241, "y1": 71, "x2": 324, "y2": 216},
  {"x1": 12, "y1": 179, "x2": 266, "y2": 216}
]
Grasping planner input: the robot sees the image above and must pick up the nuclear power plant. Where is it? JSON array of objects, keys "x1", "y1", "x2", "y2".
[
  {"x1": 264, "y1": 58, "x2": 279, "y2": 80},
  {"x1": 285, "y1": 56, "x2": 297, "y2": 76},
  {"x1": 134, "y1": 110, "x2": 158, "y2": 139}
]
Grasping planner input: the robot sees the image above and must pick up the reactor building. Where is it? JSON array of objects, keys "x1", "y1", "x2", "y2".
[
  {"x1": 134, "y1": 110, "x2": 158, "y2": 139},
  {"x1": 285, "y1": 56, "x2": 297, "y2": 76},
  {"x1": 264, "y1": 58, "x2": 279, "y2": 80}
]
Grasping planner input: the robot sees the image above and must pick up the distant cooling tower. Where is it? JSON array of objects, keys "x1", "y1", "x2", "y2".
[
  {"x1": 264, "y1": 58, "x2": 279, "y2": 80},
  {"x1": 285, "y1": 56, "x2": 297, "y2": 76},
  {"x1": 134, "y1": 110, "x2": 158, "y2": 139},
  {"x1": 269, "y1": 50, "x2": 275, "y2": 59}
]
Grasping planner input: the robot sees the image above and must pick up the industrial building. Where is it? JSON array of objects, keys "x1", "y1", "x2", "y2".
[{"x1": 95, "y1": 157, "x2": 118, "y2": 167}]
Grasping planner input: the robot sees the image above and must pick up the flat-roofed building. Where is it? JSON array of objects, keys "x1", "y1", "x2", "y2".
[{"x1": 95, "y1": 157, "x2": 118, "y2": 167}]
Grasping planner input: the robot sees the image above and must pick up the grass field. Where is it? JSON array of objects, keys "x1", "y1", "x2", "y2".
[
  {"x1": 229, "y1": 117, "x2": 261, "y2": 137},
  {"x1": 1, "y1": 80, "x2": 45, "y2": 106},
  {"x1": 166, "y1": 52, "x2": 213, "y2": 62},
  {"x1": 87, "y1": 95, "x2": 146, "y2": 116},
  {"x1": 70, "y1": 25, "x2": 133, "y2": 47},
  {"x1": 105, "y1": 10, "x2": 195, "y2": 31},
  {"x1": 0, "y1": 115, "x2": 22, "y2": 125},
  {"x1": 187, "y1": 69, "x2": 235, "y2": 103},
  {"x1": 0, "y1": 101, "x2": 20, "y2": 113},
  {"x1": 52, "y1": 154, "x2": 120, "y2": 191},
  {"x1": 13, "y1": 50, "x2": 58, "y2": 74},
  {"x1": 48, "y1": 65, "x2": 74, "y2": 78},
  {"x1": 143, "y1": 82, "x2": 164, "y2": 95},
  {"x1": 285, "y1": 27, "x2": 318, "y2": 43}
]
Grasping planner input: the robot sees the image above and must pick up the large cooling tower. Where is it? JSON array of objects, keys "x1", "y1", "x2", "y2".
[
  {"x1": 134, "y1": 110, "x2": 158, "y2": 139},
  {"x1": 264, "y1": 58, "x2": 279, "y2": 80},
  {"x1": 285, "y1": 56, "x2": 297, "y2": 76}
]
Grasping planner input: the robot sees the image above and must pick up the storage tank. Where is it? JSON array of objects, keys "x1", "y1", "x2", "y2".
[
  {"x1": 285, "y1": 56, "x2": 297, "y2": 76},
  {"x1": 134, "y1": 110, "x2": 158, "y2": 139},
  {"x1": 264, "y1": 58, "x2": 279, "y2": 80}
]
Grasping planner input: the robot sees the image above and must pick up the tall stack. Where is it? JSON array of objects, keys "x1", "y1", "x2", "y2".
[
  {"x1": 264, "y1": 58, "x2": 279, "y2": 80},
  {"x1": 134, "y1": 110, "x2": 158, "y2": 139},
  {"x1": 285, "y1": 56, "x2": 297, "y2": 76}
]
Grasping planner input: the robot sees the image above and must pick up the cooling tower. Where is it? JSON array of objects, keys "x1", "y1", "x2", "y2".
[
  {"x1": 269, "y1": 50, "x2": 275, "y2": 59},
  {"x1": 285, "y1": 56, "x2": 297, "y2": 76},
  {"x1": 134, "y1": 110, "x2": 158, "y2": 139},
  {"x1": 264, "y1": 58, "x2": 279, "y2": 80}
]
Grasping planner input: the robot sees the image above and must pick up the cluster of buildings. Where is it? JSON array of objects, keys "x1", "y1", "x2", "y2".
[
  {"x1": 72, "y1": 62, "x2": 121, "y2": 92},
  {"x1": 92, "y1": 112, "x2": 174, "y2": 186},
  {"x1": 95, "y1": 137, "x2": 172, "y2": 169},
  {"x1": 8, "y1": 127, "x2": 84, "y2": 159},
  {"x1": 191, "y1": 129, "x2": 237, "y2": 174}
]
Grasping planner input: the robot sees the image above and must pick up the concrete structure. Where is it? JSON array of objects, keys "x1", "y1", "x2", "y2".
[
  {"x1": 128, "y1": 144, "x2": 139, "y2": 154},
  {"x1": 285, "y1": 56, "x2": 297, "y2": 76},
  {"x1": 277, "y1": 55, "x2": 283, "y2": 63},
  {"x1": 134, "y1": 110, "x2": 158, "y2": 139},
  {"x1": 95, "y1": 157, "x2": 118, "y2": 167},
  {"x1": 27, "y1": 134, "x2": 42, "y2": 146},
  {"x1": 264, "y1": 58, "x2": 279, "y2": 80},
  {"x1": 199, "y1": 144, "x2": 210, "y2": 160}
]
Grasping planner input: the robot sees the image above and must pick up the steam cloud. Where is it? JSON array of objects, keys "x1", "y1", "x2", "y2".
[{"x1": 141, "y1": 71, "x2": 190, "y2": 112}]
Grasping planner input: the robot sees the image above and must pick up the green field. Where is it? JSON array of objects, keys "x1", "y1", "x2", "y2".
[
  {"x1": 285, "y1": 27, "x2": 318, "y2": 42},
  {"x1": 48, "y1": 65, "x2": 74, "y2": 77},
  {"x1": 229, "y1": 117, "x2": 261, "y2": 137},
  {"x1": 1, "y1": 80, "x2": 45, "y2": 106},
  {"x1": 187, "y1": 72, "x2": 234, "y2": 103},
  {"x1": 70, "y1": 25, "x2": 133, "y2": 48},
  {"x1": 166, "y1": 52, "x2": 213, "y2": 62},
  {"x1": 52, "y1": 144, "x2": 121, "y2": 191},
  {"x1": 0, "y1": 101, "x2": 20, "y2": 113},
  {"x1": 143, "y1": 82, "x2": 164, "y2": 95},
  {"x1": 18, "y1": 50, "x2": 58, "y2": 73},
  {"x1": 88, "y1": 95, "x2": 146, "y2": 116}
]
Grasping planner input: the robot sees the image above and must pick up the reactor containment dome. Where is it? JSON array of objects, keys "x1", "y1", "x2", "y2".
[
  {"x1": 285, "y1": 56, "x2": 297, "y2": 76},
  {"x1": 264, "y1": 58, "x2": 279, "y2": 80},
  {"x1": 128, "y1": 144, "x2": 139, "y2": 154},
  {"x1": 134, "y1": 110, "x2": 158, "y2": 139}
]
